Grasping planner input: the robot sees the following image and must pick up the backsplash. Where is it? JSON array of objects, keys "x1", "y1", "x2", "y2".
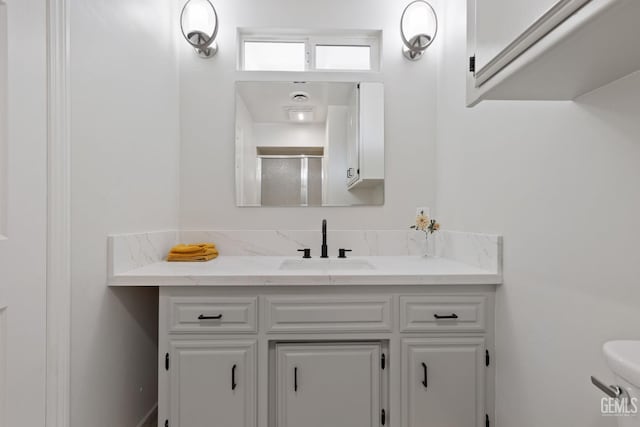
[
  {"x1": 179, "y1": 230, "x2": 428, "y2": 257},
  {"x1": 433, "y1": 230, "x2": 502, "y2": 273},
  {"x1": 108, "y1": 229, "x2": 502, "y2": 277},
  {"x1": 108, "y1": 230, "x2": 178, "y2": 276}
]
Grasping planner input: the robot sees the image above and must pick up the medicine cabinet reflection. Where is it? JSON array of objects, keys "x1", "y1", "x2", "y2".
[{"x1": 235, "y1": 81, "x2": 385, "y2": 207}]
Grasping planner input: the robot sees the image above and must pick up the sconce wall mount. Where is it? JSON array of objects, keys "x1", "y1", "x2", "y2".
[
  {"x1": 181, "y1": 0, "x2": 219, "y2": 58},
  {"x1": 400, "y1": 0, "x2": 438, "y2": 61}
]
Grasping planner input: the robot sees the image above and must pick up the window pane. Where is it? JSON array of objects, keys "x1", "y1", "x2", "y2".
[
  {"x1": 315, "y1": 45, "x2": 371, "y2": 70},
  {"x1": 243, "y1": 41, "x2": 306, "y2": 71}
]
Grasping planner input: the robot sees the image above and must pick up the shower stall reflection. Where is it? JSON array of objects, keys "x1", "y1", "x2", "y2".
[{"x1": 259, "y1": 155, "x2": 323, "y2": 206}]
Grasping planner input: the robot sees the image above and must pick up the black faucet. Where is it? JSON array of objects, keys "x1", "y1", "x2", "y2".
[{"x1": 321, "y1": 219, "x2": 328, "y2": 258}]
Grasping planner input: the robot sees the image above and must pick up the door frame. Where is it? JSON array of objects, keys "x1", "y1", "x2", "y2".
[{"x1": 45, "y1": 0, "x2": 71, "y2": 426}]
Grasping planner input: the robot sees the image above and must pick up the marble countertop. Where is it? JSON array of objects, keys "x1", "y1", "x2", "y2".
[{"x1": 107, "y1": 256, "x2": 502, "y2": 287}]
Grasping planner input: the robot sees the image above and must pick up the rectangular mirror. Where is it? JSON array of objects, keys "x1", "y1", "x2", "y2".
[{"x1": 235, "y1": 81, "x2": 384, "y2": 207}]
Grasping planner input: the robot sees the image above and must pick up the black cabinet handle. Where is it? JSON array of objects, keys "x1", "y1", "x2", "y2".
[
  {"x1": 421, "y1": 363, "x2": 428, "y2": 388},
  {"x1": 294, "y1": 367, "x2": 298, "y2": 392},
  {"x1": 232, "y1": 364, "x2": 237, "y2": 390},
  {"x1": 433, "y1": 313, "x2": 458, "y2": 319},
  {"x1": 198, "y1": 314, "x2": 223, "y2": 320}
]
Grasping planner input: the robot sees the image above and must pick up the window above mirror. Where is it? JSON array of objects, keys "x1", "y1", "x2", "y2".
[
  {"x1": 243, "y1": 41, "x2": 306, "y2": 72},
  {"x1": 238, "y1": 29, "x2": 381, "y2": 72}
]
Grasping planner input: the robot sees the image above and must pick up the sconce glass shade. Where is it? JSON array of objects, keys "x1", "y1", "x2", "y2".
[
  {"x1": 180, "y1": 0, "x2": 219, "y2": 58},
  {"x1": 400, "y1": 0, "x2": 437, "y2": 61}
]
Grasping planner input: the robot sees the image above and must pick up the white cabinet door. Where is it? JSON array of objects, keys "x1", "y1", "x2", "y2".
[
  {"x1": 357, "y1": 82, "x2": 384, "y2": 184},
  {"x1": 402, "y1": 338, "x2": 485, "y2": 427},
  {"x1": 473, "y1": 0, "x2": 560, "y2": 71},
  {"x1": 346, "y1": 82, "x2": 384, "y2": 188},
  {"x1": 346, "y1": 84, "x2": 359, "y2": 186},
  {"x1": 469, "y1": 0, "x2": 592, "y2": 93},
  {"x1": 169, "y1": 340, "x2": 257, "y2": 427},
  {"x1": 276, "y1": 343, "x2": 382, "y2": 427}
]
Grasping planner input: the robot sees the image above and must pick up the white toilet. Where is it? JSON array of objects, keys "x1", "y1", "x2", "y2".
[{"x1": 600, "y1": 341, "x2": 640, "y2": 426}]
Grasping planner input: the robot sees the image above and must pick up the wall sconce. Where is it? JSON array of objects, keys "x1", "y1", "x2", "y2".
[
  {"x1": 180, "y1": 0, "x2": 219, "y2": 58},
  {"x1": 400, "y1": 0, "x2": 438, "y2": 61}
]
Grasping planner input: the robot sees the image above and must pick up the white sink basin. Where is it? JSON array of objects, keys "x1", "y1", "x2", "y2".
[
  {"x1": 604, "y1": 340, "x2": 640, "y2": 387},
  {"x1": 279, "y1": 258, "x2": 375, "y2": 271}
]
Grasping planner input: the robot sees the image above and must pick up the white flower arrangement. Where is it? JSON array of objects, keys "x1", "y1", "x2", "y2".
[{"x1": 410, "y1": 210, "x2": 440, "y2": 235}]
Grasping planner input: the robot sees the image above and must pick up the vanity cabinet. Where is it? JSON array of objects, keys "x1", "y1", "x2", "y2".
[
  {"x1": 158, "y1": 288, "x2": 495, "y2": 427},
  {"x1": 467, "y1": 0, "x2": 640, "y2": 105},
  {"x1": 275, "y1": 342, "x2": 383, "y2": 427}
]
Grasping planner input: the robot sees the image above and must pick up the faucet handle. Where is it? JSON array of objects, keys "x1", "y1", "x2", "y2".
[
  {"x1": 297, "y1": 249, "x2": 312, "y2": 259},
  {"x1": 338, "y1": 249, "x2": 352, "y2": 259}
]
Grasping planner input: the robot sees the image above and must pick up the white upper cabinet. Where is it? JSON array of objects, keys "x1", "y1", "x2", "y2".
[
  {"x1": 346, "y1": 82, "x2": 384, "y2": 189},
  {"x1": 467, "y1": 0, "x2": 640, "y2": 106},
  {"x1": 474, "y1": 0, "x2": 561, "y2": 71}
]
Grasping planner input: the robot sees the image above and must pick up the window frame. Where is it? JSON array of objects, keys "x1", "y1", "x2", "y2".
[{"x1": 238, "y1": 30, "x2": 380, "y2": 72}]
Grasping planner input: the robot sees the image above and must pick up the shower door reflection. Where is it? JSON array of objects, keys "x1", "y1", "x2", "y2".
[{"x1": 259, "y1": 156, "x2": 323, "y2": 206}]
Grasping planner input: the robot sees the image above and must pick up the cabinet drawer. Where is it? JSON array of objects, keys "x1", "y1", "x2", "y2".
[
  {"x1": 400, "y1": 296, "x2": 486, "y2": 332},
  {"x1": 265, "y1": 296, "x2": 392, "y2": 333},
  {"x1": 168, "y1": 297, "x2": 257, "y2": 333}
]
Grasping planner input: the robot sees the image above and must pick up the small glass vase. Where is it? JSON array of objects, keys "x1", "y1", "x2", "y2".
[{"x1": 423, "y1": 233, "x2": 435, "y2": 257}]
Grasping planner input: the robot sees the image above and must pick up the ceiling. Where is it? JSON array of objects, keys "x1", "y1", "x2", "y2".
[{"x1": 236, "y1": 81, "x2": 356, "y2": 124}]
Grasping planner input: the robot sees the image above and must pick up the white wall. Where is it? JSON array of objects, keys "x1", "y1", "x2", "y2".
[
  {"x1": 0, "y1": 1, "x2": 5, "y2": 234},
  {"x1": 325, "y1": 106, "x2": 351, "y2": 205},
  {"x1": 253, "y1": 123, "x2": 326, "y2": 149},
  {"x1": 70, "y1": 0, "x2": 180, "y2": 425},
  {"x1": 179, "y1": 0, "x2": 438, "y2": 229},
  {"x1": 0, "y1": 0, "x2": 48, "y2": 425},
  {"x1": 252, "y1": 123, "x2": 326, "y2": 206},
  {"x1": 236, "y1": 93, "x2": 256, "y2": 205},
  {"x1": 436, "y1": 1, "x2": 640, "y2": 426}
]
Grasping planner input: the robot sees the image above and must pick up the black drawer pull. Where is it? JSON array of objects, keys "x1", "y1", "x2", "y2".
[
  {"x1": 422, "y1": 362, "x2": 428, "y2": 388},
  {"x1": 433, "y1": 313, "x2": 458, "y2": 319},
  {"x1": 294, "y1": 367, "x2": 298, "y2": 392},
  {"x1": 198, "y1": 314, "x2": 223, "y2": 320},
  {"x1": 231, "y1": 364, "x2": 237, "y2": 390}
]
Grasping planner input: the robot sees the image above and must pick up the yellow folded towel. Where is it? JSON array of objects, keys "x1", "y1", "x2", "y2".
[
  {"x1": 167, "y1": 242, "x2": 219, "y2": 262},
  {"x1": 170, "y1": 243, "x2": 216, "y2": 254},
  {"x1": 167, "y1": 252, "x2": 218, "y2": 262},
  {"x1": 192, "y1": 243, "x2": 216, "y2": 249},
  {"x1": 170, "y1": 248, "x2": 217, "y2": 257}
]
